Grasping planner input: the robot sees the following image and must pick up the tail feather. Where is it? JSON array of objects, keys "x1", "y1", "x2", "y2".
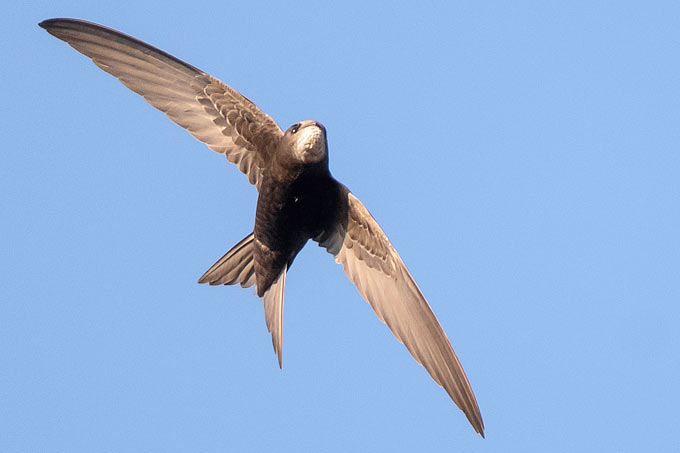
[
  {"x1": 198, "y1": 233, "x2": 256, "y2": 288},
  {"x1": 263, "y1": 266, "x2": 286, "y2": 368},
  {"x1": 199, "y1": 232, "x2": 287, "y2": 368}
]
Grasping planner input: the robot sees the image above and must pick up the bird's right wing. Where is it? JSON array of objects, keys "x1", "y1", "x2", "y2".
[
  {"x1": 317, "y1": 188, "x2": 485, "y2": 436},
  {"x1": 39, "y1": 18, "x2": 282, "y2": 189}
]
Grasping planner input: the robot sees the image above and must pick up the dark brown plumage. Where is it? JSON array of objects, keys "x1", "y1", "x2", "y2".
[{"x1": 39, "y1": 18, "x2": 485, "y2": 436}]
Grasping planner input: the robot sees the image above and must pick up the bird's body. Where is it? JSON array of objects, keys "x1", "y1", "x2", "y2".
[
  {"x1": 251, "y1": 121, "x2": 341, "y2": 296},
  {"x1": 39, "y1": 18, "x2": 485, "y2": 437}
]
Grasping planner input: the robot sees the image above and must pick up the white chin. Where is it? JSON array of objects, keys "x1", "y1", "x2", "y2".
[
  {"x1": 302, "y1": 148, "x2": 325, "y2": 163},
  {"x1": 296, "y1": 127, "x2": 326, "y2": 163}
]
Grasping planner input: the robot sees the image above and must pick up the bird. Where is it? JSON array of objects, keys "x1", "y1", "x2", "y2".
[{"x1": 39, "y1": 18, "x2": 485, "y2": 437}]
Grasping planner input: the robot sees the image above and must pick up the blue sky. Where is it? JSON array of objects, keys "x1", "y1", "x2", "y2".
[{"x1": 2, "y1": 1, "x2": 679, "y2": 451}]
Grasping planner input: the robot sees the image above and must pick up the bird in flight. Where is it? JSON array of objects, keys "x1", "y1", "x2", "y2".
[{"x1": 40, "y1": 18, "x2": 484, "y2": 436}]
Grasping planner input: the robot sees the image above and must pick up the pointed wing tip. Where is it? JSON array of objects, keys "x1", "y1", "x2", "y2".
[
  {"x1": 471, "y1": 414, "x2": 485, "y2": 438},
  {"x1": 38, "y1": 17, "x2": 60, "y2": 28},
  {"x1": 39, "y1": 18, "x2": 77, "y2": 31},
  {"x1": 38, "y1": 18, "x2": 92, "y2": 41},
  {"x1": 38, "y1": 19, "x2": 58, "y2": 34},
  {"x1": 461, "y1": 399, "x2": 485, "y2": 437}
]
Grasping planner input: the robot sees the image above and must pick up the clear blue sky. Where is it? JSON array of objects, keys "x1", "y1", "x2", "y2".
[{"x1": 2, "y1": 1, "x2": 679, "y2": 451}]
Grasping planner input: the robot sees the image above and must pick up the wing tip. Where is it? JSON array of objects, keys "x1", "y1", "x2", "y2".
[
  {"x1": 39, "y1": 18, "x2": 84, "y2": 32},
  {"x1": 470, "y1": 412, "x2": 485, "y2": 438},
  {"x1": 38, "y1": 17, "x2": 62, "y2": 29}
]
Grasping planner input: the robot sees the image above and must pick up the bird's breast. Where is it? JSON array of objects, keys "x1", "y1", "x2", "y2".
[{"x1": 254, "y1": 172, "x2": 340, "y2": 253}]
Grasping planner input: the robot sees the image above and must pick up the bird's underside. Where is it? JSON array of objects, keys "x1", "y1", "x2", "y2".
[{"x1": 40, "y1": 17, "x2": 485, "y2": 437}]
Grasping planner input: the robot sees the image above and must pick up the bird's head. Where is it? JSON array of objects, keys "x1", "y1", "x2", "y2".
[{"x1": 281, "y1": 120, "x2": 328, "y2": 166}]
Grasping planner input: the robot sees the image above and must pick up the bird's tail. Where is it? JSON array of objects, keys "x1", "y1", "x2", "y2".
[
  {"x1": 199, "y1": 232, "x2": 287, "y2": 368},
  {"x1": 263, "y1": 267, "x2": 286, "y2": 368},
  {"x1": 198, "y1": 233, "x2": 256, "y2": 288}
]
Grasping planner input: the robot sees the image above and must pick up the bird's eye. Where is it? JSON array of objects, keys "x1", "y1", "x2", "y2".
[{"x1": 290, "y1": 123, "x2": 301, "y2": 134}]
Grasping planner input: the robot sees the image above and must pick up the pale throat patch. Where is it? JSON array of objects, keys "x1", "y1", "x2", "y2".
[{"x1": 296, "y1": 126, "x2": 326, "y2": 162}]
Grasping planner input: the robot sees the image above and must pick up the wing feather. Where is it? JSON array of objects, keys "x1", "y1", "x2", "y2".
[
  {"x1": 318, "y1": 189, "x2": 485, "y2": 436},
  {"x1": 39, "y1": 18, "x2": 282, "y2": 189}
]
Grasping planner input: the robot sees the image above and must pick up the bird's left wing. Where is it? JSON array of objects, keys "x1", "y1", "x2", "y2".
[
  {"x1": 316, "y1": 188, "x2": 485, "y2": 437},
  {"x1": 39, "y1": 18, "x2": 282, "y2": 189}
]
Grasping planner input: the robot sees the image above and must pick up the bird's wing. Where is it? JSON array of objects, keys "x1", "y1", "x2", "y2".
[
  {"x1": 39, "y1": 18, "x2": 282, "y2": 189},
  {"x1": 316, "y1": 188, "x2": 485, "y2": 436}
]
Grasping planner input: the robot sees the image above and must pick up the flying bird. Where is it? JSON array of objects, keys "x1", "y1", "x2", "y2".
[{"x1": 39, "y1": 18, "x2": 484, "y2": 436}]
